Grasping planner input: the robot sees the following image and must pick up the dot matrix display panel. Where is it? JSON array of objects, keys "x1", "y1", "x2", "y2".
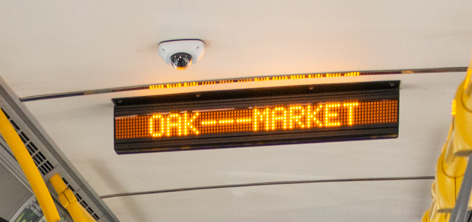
[{"x1": 113, "y1": 81, "x2": 400, "y2": 154}]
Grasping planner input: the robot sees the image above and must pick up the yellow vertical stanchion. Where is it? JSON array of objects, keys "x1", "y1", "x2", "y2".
[{"x1": 0, "y1": 110, "x2": 61, "y2": 222}]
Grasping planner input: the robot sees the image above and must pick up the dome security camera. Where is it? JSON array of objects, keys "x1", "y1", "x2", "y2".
[
  {"x1": 158, "y1": 39, "x2": 205, "y2": 70},
  {"x1": 170, "y1": 53, "x2": 193, "y2": 70}
]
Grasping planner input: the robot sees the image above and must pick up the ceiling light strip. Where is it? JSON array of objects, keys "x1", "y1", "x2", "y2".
[{"x1": 20, "y1": 67, "x2": 466, "y2": 102}]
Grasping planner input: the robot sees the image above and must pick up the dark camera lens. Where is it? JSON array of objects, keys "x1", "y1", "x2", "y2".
[{"x1": 171, "y1": 53, "x2": 193, "y2": 70}]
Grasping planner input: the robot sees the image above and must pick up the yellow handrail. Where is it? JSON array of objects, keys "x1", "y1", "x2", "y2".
[
  {"x1": 50, "y1": 174, "x2": 96, "y2": 222},
  {"x1": 0, "y1": 110, "x2": 61, "y2": 222}
]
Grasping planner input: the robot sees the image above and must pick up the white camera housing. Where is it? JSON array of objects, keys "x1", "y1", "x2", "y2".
[{"x1": 158, "y1": 39, "x2": 205, "y2": 70}]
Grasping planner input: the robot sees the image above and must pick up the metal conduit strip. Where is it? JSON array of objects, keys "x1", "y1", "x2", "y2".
[
  {"x1": 101, "y1": 176, "x2": 434, "y2": 199},
  {"x1": 20, "y1": 67, "x2": 466, "y2": 102}
]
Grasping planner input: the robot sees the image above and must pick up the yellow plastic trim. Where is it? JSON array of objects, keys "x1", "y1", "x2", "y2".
[
  {"x1": 443, "y1": 139, "x2": 467, "y2": 179},
  {"x1": 425, "y1": 201, "x2": 449, "y2": 222},
  {"x1": 464, "y1": 89, "x2": 472, "y2": 112},
  {"x1": 452, "y1": 81, "x2": 472, "y2": 156},
  {"x1": 464, "y1": 65, "x2": 472, "y2": 107},
  {"x1": 425, "y1": 70, "x2": 472, "y2": 222},
  {"x1": 432, "y1": 213, "x2": 448, "y2": 222},
  {"x1": 0, "y1": 111, "x2": 61, "y2": 222},
  {"x1": 434, "y1": 143, "x2": 472, "y2": 212},
  {"x1": 431, "y1": 182, "x2": 435, "y2": 199},
  {"x1": 435, "y1": 150, "x2": 457, "y2": 212},
  {"x1": 422, "y1": 210, "x2": 430, "y2": 222}
]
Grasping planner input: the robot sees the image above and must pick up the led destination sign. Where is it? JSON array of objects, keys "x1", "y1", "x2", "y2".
[
  {"x1": 113, "y1": 81, "x2": 399, "y2": 154},
  {"x1": 116, "y1": 101, "x2": 396, "y2": 138}
]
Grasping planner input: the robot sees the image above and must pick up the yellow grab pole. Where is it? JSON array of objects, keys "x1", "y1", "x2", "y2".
[
  {"x1": 58, "y1": 189, "x2": 87, "y2": 222},
  {"x1": 50, "y1": 174, "x2": 96, "y2": 222},
  {"x1": 79, "y1": 205, "x2": 97, "y2": 222},
  {"x1": 0, "y1": 111, "x2": 61, "y2": 222}
]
